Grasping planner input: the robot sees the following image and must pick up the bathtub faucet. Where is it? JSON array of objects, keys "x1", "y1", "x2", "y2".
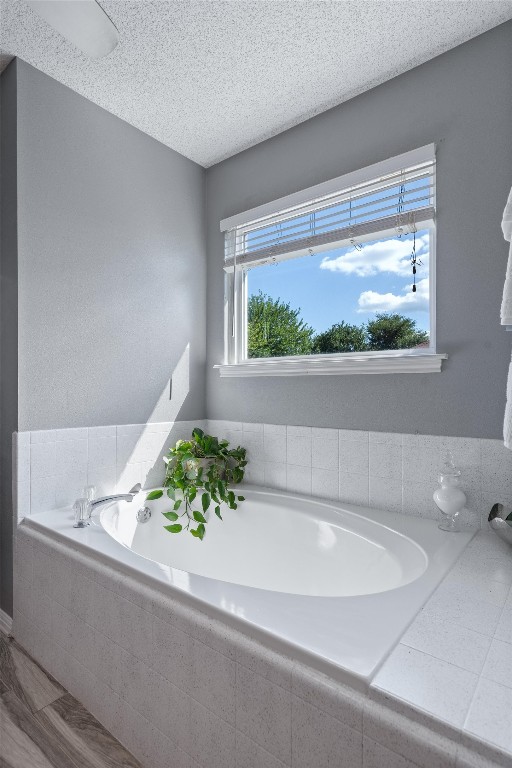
[{"x1": 89, "y1": 483, "x2": 142, "y2": 512}]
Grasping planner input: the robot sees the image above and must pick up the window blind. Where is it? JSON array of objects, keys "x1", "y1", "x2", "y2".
[{"x1": 224, "y1": 156, "x2": 435, "y2": 272}]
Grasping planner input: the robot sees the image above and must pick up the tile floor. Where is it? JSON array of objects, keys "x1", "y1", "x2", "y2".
[{"x1": 0, "y1": 631, "x2": 142, "y2": 768}]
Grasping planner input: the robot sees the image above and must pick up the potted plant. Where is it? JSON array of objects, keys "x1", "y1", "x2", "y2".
[{"x1": 146, "y1": 427, "x2": 247, "y2": 540}]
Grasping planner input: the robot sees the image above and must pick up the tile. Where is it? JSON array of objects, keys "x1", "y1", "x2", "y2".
[
  {"x1": 88, "y1": 436, "x2": 117, "y2": 469},
  {"x1": 312, "y1": 436, "x2": 338, "y2": 471},
  {"x1": 189, "y1": 698, "x2": 236, "y2": 768},
  {"x1": 235, "y1": 731, "x2": 288, "y2": 768},
  {"x1": 291, "y1": 664, "x2": 363, "y2": 732},
  {"x1": 264, "y1": 424, "x2": 287, "y2": 437},
  {"x1": 423, "y1": 589, "x2": 503, "y2": 636},
  {"x1": 495, "y1": 597, "x2": 512, "y2": 643},
  {"x1": 370, "y1": 431, "x2": 402, "y2": 446},
  {"x1": 372, "y1": 644, "x2": 478, "y2": 728},
  {"x1": 55, "y1": 472, "x2": 88, "y2": 509},
  {"x1": 241, "y1": 432, "x2": 264, "y2": 461},
  {"x1": 369, "y1": 442, "x2": 402, "y2": 480},
  {"x1": 339, "y1": 472, "x2": 369, "y2": 506},
  {"x1": 17, "y1": 481, "x2": 31, "y2": 520},
  {"x1": 311, "y1": 427, "x2": 338, "y2": 440},
  {"x1": 146, "y1": 723, "x2": 191, "y2": 768},
  {"x1": 30, "y1": 430, "x2": 57, "y2": 444},
  {"x1": 151, "y1": 614, "x2": 192, "y2": 693},
  {"x1": 30, "y1": 443, "x2": 56, "y2": 479},
  {"x1": 363, "y1": 699, "x2": 458, "y2": 768},
  {"x1": 86, "y1": 466, "x2": 117, "y2": 498},
  {"x1": 363, "y1": 737, "x2": 420, "y2": 768},
  {"x1": 53, "y1": 428, "x2": 89, "y2": 442},
  {"x1": 402, "y1": 480, "x2": 440, "y2": 520},
  {"x1": 339, "y1": 439, "x2": 368, "y2": 475},
  {"x1": 481, "y1": 638, "x2": 512, "y2": 689},
  {"x1": 311, "y1": 468, "x2": 339, "y2": 500},
  {"x1": 286, "y1": 435, "x2": 311, "y2": 467},
  {"x1": 30, "y1": 476, "x2": 56, "y2": 514},
  {"x1": 116, "y1": 424, "x2": 146, "y2": 437},
  {"x1": 116, "y1": 463, "x2": 143, "y2": 493},
  {"x1": 190, "y1": 637, "x2": 236, "y2": 724},
  {"x1": 243, "y1": 460, "x2": 265, "y2": 485},
  {"x1": 339, "y1": 429, "x2": 368, "y2": 443},
  {"x1": 402, "y1": 444, "x2": 441, "y2": 485},
  {"x1": 291, "y1": 695, "x2": 362, "y2": 768},
  {"x1": 236, "y1": 635, "x2": 293, "y2": 691},
  {"x1": 287, "y1": 425, "x2": 312, "y2": 438},
  {"x1": 55, "y1": 439, "x2": 88, "y2": 476},
  {"x1": 144, "y1": 673, "x2": 191, "y2": 752},
  {"x1": 243, "y1": 422, "x2": 264, "y2": 433},
  {"x1": 88, "y1": 425, "x2": 117, "y2": 439},
  {"x1": 369, "y1": 475, "x2": 402, "y2": 514},
  {"x1": 235, "y1": 663, "x2": 291, "y2": 764},
  {"x1": 401, "y1": 612, "x2": 492, "y2": 675},
  {"x1": 464, "y1": 677, "x2": 512, "y2": 754},
  {"x1": 286, "y1": 464, "x2": 311, "y2": 495},
  {"x1": 264, "y1": 462, "x2": 287, "y2": 490},
  {"x1": 481, "y1": 439, "x2": 512, "y2": 498},
  {"x1": 435, "y1": 574, "x2": 510, "y2": 609},
  {"x1": 263, "y1": 434, "x2": 287, "y2": 463}
]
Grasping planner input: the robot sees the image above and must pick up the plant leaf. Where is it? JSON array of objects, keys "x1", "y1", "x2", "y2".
[
  {"x1": 193, "y1": 510, "x2": 206, "y2": 524},
  {"x1": 146, "y1": 490, "x2": 163, "y2": 501},
  {"x1": 173, "y1": 499, "x2": 182, "y2": 511},
  {"x1": 190, "y1": 523, "x2": 205, "y2": 540},
  {"x1": 214, "y1": 505, "x2": 222, "y2": 520},
  {"x1": 201, "y1": 493, "x2": 210, "y2": 513},
  {"x1": 164, "y1": 524, "x2": 182, "y2": 533},
  {"x1": 237, "y1": 496, "x2": 245, "y2": 501},
  {"x1": 166, "y1": 487, "x2": 176, "y2": 500},
  {"x1": 162, "y1": 511, "x2": 179, "y2": 521}
]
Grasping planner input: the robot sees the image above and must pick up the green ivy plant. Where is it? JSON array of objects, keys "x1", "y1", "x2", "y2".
[{"x1": 146, "y1": 427, "x2": 247, "y2": 540}]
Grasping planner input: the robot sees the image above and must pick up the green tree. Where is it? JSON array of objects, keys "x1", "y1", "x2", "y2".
[
  {"x1": 312, "y1": 322, "x2": 368, "y2": 353},
  {"x1": 247, "y1": 291, "x2": 315, "y2": 358},
  {"x1": 366, "y1": 313, "x2": 429, "y2": 351}
]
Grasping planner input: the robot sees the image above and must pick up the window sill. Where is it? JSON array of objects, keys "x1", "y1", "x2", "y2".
[{"x1": 214, "y1": 352, "x2": 447, "y2": 377}]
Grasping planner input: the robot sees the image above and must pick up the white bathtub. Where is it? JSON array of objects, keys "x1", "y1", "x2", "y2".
[{"x1": 24, "y1": 486, "x2": 474, "y2": 685}]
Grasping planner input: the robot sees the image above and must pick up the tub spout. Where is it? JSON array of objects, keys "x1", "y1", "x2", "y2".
[{"x1": 88, "y1": 483, "x2": 141, "y2": 513}]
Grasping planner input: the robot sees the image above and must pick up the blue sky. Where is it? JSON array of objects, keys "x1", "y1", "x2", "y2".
[{"x1": 246, "y1": 230, "x2": 430, "y2": 334}]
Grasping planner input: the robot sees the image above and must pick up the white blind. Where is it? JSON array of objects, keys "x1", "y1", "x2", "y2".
[{"x1": 224, "y1": 154, "x2": 435, "y2": 272}]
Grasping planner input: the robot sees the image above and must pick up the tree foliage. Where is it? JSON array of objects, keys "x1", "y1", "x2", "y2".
[
  {"x1": 247, "y1": 291, "x2": 315, "y2": 357},
  {"x1": 366, "y1": 313, "x2": 429, "y2": 351},
  {"x1": 247, "y1": 293, "x2": 429, "y2": 357},
  {"x1": 312, "y1": 322, "x2": 368, "y2": 354}
]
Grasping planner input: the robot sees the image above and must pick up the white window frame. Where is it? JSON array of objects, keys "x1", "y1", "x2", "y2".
[{"x1": 216, "y1": 145, "x2": 447, "y2": 377}]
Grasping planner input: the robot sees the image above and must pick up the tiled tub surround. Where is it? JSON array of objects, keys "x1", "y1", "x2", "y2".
[
  {"x1": 15, "y1": 419, "x2": 512, "y2": 529},
  {"x1": 12, "y1": 524, "x2": 512, "y2": 768},
  {"x1": 11, "y1": 419, "x2": 512, "y2": 766},
  {"x1": 14, "y1": 420, "x2": 206, "y2": 522},
  {"x1": 209, "y1": 421, "x2": 512, "y2": 529}
]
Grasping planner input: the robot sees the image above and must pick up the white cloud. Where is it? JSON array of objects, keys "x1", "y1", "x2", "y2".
[
  {"x1": 319, "y1": 233, "x2": 429, "y2": 278},
  {"x1": 357, "y1": 277, "x2": 429, "y2": 314}
]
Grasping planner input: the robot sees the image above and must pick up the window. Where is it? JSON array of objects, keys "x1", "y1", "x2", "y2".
[{"x1": 218, "y1": 145, "x2": 446, "y2": 376}]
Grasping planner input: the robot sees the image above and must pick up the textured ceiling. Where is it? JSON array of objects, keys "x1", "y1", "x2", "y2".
[{"x1": 1, "y1": 0, "x2": 512, "y2": 167}]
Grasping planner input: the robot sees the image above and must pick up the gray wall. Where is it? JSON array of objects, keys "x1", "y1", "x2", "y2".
[
  {"x1": 16, "y1": 60, "x2": 206, "y2": 431},
  {"x1": 206, "y1": 21, "x2": 512, "y2": 439},
  {"x1": 1, "y1": 59, "x2": 19, "y2": 616}
]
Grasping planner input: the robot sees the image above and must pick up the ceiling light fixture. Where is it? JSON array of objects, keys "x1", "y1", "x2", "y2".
[{"x1": 24, "y1": 0, "x2": 119, "y2": 59}]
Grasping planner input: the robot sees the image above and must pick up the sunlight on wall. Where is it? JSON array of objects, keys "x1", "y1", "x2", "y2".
[{"x1": 116, "y1": 344, "x2": 194, "y2": 493}]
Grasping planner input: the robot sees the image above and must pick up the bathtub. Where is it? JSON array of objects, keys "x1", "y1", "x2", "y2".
[{"x1": 23, "y1": 485, "x2": 474, "y2": 685}]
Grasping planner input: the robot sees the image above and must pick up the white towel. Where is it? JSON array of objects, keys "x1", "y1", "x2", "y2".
[
  {"x1": 500, "y1": 186, "x2": 512, "y2": 324},
  {"x1": 502, "y1": 186, "x2": 512, "y2": 448}
]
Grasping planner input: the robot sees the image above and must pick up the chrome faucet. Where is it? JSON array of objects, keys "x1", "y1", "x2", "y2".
[{"x1": 89, "y1": 483, "x2": 142, "y2": 512}]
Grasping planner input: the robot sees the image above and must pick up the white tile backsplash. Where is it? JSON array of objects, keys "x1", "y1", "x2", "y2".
[{"x1": 14, "y1": 420, "x2": 512, "y2": 530}]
